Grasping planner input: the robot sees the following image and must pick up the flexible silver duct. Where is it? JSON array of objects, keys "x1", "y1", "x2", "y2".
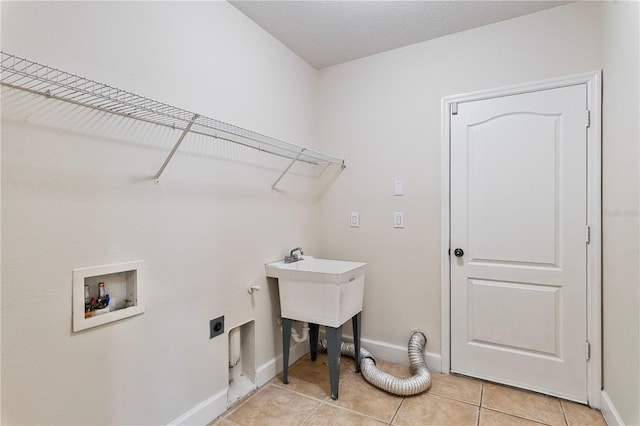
[{"x1": 321, "y1": 331, "x2": 431, "y2": 396}]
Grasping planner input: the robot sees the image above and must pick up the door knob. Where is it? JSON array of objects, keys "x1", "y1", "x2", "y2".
[{"x1": 454, "y1": 248, "x2": 464, "y2": 257}]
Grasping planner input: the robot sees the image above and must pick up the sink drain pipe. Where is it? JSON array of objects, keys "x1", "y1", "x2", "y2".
[
  {"x1": 277, "y1": 317, "x2": 310, "y2": 343},
  {"x1": 321, "y1": 331, "x2": 431, "y2": 396}
]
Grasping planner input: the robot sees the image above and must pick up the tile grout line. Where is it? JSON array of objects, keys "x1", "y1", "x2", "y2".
[
  {"x1": 268, "y1": 379, "x2": 331, "y2": 403},
  {"x1": 220, "y1": 383, "x2": 269, "y2": 421},
  {"x1": 299, "y1": 400, "x2": 325, "y2": 426},
  {"x1": 388, "y1": 395, "x2": 405, "y2": 425},
  {"x1": 213, "y1": 362, "x2": 604, "y2": 426},
  {"x1": 479, "y1": 380, "x2": 575, "y2": 426},
  {"x1": 477, "y1": 381, "x2": 485, "y2": 426},
  {"x1": 481, "y1": 407, "x2": 556, "y2": 426},
  {"x1": 559, "y1": 399, "x2": 569, "y2": 426},
  {"x1": 323, "y1": 397, "x2": 398, "y2": 424}
]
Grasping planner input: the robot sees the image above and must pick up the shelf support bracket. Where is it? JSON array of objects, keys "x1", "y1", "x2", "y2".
[
  {"x1": 154, "y1": 114, "x2": 199, "y2": 184},
  {"x1": 272, "y1": 149, "x2": 305, "y2": 190}
]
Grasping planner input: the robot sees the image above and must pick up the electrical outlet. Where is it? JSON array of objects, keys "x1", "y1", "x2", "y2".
[
  {"x1": 209, "y1": 315, "x2": 224, "y2": 339},
  {"x1": 394, "y1": 212, "x2": 404, "y2": 228},
  {"x1": 350, "y1": 212, "x2": 360, "y2": 228}
]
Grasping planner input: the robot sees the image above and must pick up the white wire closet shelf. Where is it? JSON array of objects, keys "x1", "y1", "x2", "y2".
[{"x1": 0, "y1": 51, "x2": 346, "y2": 186}]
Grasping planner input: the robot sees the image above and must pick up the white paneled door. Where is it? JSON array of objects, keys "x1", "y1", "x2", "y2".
[{"x1": 450, "y1": 84, "x2": 589, "y2": 402}]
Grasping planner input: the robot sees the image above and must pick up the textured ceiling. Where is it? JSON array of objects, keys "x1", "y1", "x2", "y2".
[{"x1": 230, "y1": 1, "x2": 572, "y2": 69}]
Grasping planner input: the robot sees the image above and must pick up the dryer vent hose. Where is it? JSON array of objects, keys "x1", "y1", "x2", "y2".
[{"x1": 321, "y1": 331, "x2": 431, "y2": 396}]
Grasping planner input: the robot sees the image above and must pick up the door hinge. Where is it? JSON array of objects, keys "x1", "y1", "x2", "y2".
[
  {"x1": 451, "y1": 102, "x2": 458, "y2": 115},
  {"x1": 585, "y1": 225, "x2": 591, "y2": 244},
  {"x1": 586, "y1": 342, "x2": 591, "y2": 360},
  {"x1": 586, "y1": 110, "x2": 591, "y2": 128}
]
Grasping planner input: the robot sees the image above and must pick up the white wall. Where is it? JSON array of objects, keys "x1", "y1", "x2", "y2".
[
  {"x1": 317, "y1": 1, "x2": 602, "y2": 357},
  {"x1": 601, "y1": 1, "x2": 640, "y2": 425},
  {"x1": 3, "y1": 1, "x2": 639, "y2": 425},
  {"x1": 1, "y1": 2, "x2": 323, "y2": 424},
  {"x1": 318, "y1": 2, "x2": 640, "y2": 422}
]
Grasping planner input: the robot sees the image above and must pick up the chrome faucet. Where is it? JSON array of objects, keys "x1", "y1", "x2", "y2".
[{"x1": 284, "y1": 247, "x2": 304, "y2": 263}]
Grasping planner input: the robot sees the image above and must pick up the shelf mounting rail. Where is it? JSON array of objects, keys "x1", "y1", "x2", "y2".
[{"x1": 0, "y1": 51, "x2": 346, "y2": 186}]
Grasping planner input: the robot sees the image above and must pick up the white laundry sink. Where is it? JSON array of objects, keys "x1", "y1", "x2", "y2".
[{"x1": 265, "y1": 257, "x2": 366, "y2": 327}]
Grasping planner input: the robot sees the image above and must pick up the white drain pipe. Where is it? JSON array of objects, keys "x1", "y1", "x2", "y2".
[
  {"x1": 277, "y1": 317, "x2": 310, "y2": 343},
  {"x1": 229, "y1": 327, "x2": 241, "y2": 368},
  {"x1": 322, "y1": 331, "x2": 431, "y2": 396},
  {"x1": 290, "y1": 322, "x2": 310, "y2": 343}
]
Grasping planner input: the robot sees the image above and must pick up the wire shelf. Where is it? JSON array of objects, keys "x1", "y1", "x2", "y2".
[{"x1": 0, "y1": 51, "x2": 345, "y2": 184}]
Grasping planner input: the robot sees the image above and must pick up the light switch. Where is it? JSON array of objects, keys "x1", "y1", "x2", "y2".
[
  {"x1": 394, "y1": 212, "x2": 404, "y2": 228},
  {"x1": 394, "y1": 180, "x2": 403, "y2": 196},
  {"x1": 350, "y1": 212, "x2": 360, "y2": 228}
]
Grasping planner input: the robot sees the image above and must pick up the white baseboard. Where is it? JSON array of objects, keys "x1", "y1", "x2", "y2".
[
  {"x1": 168, "y1": 388, "x2": 227, "y2": 426},
  {"x1": 322, "y1": 332, "x2": 442, "y2": 373},
  {"x1": 167, "y1": 335, "x2": 442, "y2": 426},
  {"x1": 600, "y1": 390, "x2": 625, "y2": 426},
  {"x1": 169, "y1": 341, "x2": 309, "y2": 426},
  {"x1": 358, "y1": 336, "x2": 442, "y2": 373},
  {"x1": 256, "y1": 340, "x2": 309, "y2": 387}
]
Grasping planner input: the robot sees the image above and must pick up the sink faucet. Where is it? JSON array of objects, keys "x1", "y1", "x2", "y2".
[{"x1": 284, "y1": 247, "x2": 304, "y2": 263}]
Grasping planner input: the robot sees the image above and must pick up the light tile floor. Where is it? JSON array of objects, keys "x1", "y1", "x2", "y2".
[{"x1": 212, "y1": 353, "x2": 606, "y2": 426}]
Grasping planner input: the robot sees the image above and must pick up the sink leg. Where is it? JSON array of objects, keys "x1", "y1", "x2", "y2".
[
  {"x1": 326, "y1": 325, "x2": 342, "y2": 400},
  {"x1": 309, "y1": 323, "x2": 319, "y2": 361},
  {"x1": 352, "y1": 312, "x2": 361, "y2": 374},
  {"x1": 282, "y1": 318, "x2": 291, "y2": 384}
]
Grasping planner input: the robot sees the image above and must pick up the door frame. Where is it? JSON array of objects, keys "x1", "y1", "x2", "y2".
[{"x1": 440, "y1": 71, "x2": 602, "y2": 407}]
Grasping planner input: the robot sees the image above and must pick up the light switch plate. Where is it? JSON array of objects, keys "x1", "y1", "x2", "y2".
[
  {"x1": 350, "y1": 212, "x2": 360, "y2": 228},
  {"x1": 394, "y1": 180, "x2": 403, "y2": 196},
  {"x1": 394, "y1": 212, "x2": 404, "y2": 228}
]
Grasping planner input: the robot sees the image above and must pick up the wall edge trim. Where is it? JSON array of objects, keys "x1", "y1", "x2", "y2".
[
  {"x1": 337, "y1": 333, "x2": 442, "y2": 373},
  {"x1": 168, "y1": 388, "x2": 227, "y2": 426},
  {"x1": 256, "y1": 341, "x2": 309, "y2": 388},
  {"x1": 600, "y1": 390, "x2": 625, "y2": 426},
  {"x1": 168, "y1": 341, "x2": 309, "y2": 426}
]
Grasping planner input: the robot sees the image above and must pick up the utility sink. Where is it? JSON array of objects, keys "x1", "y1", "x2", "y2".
[{"x1": 265, "y1": 257, "x2": 366, "y2": 327}]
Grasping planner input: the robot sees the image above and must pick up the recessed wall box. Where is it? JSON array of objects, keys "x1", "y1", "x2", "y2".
[{"x1": 72, "y1": 260, "x2": 144, "y2": 332}]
